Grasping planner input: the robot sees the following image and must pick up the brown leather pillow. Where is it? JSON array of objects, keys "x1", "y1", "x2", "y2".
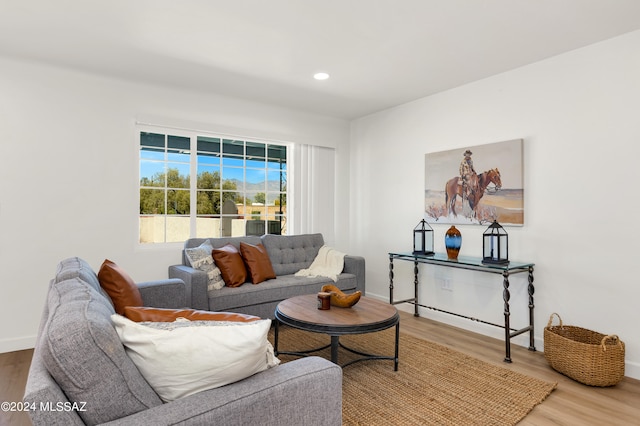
[
  {"x1": 98, "y1": 259, "x2": 143, "y2": 315},
  {"x1": 240, "y1": 242, "x2": 276, "y2": 284},
  {"x1": 123, "y1": 306, "x2": 260, "y2": 323},
  {"x1": 212, "y1": 243, "x2": 247, "y2": 287}
]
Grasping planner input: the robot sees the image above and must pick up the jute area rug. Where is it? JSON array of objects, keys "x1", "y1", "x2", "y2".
[{"x1": 270, "y1": 326, "x2": 556, "y2": 425}]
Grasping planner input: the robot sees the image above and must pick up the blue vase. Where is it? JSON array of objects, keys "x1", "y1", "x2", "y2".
[{"x1": 445, "y1": 226, "x2": 462, "y2": 259}]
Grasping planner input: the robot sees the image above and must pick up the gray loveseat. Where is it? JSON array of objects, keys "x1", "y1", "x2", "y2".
[
  {"x1": 23, "y1": 257, "x2": 342, "y2": 426},
  {"x1": 169, "y1": 233, "x2": 365, "y2": 319}
]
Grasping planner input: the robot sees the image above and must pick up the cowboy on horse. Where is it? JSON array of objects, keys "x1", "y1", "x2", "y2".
[
  {"x1": 459, "y1": 150, "x2": 478, "y2": 202},
  {"x1": 445, "y1": 167, "x2": 502, "y2": 219}
]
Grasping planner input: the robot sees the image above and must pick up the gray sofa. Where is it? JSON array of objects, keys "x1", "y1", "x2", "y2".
[
  {"x1": 169, "y1": 233, "x2": 365, "y2": 319},
  {"x1": 23, "y1": 257, "x2": 342, "y2": 426}
]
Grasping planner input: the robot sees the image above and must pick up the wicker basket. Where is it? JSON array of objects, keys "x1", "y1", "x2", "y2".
[{"x1": 544, "y1": 313, "x2": 625, "y2": 386}]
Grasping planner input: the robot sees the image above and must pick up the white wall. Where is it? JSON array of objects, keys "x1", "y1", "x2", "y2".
[
  {"x1": 350, "y1": 30, "x2": 640, "y2": 378},
  {"x1": 0, "y1": 56, "x2": 349, "y2": 352}
]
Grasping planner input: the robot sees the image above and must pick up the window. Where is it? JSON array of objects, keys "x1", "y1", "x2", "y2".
[{"x1": 139, "y1": 129, "x2": 287, "y2": 244}]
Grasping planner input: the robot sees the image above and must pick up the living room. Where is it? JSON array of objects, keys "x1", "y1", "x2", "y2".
[{"x1": 1, "y1": 1, "x2": 639, "y2": 424}]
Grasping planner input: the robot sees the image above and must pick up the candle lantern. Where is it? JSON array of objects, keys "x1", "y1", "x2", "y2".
[
  {"x1": 413, "y1": 219, "x2": 434, "y2": 255},
  {"x1": 482, "y1": 220, "x2": 509, "y2": 264}
]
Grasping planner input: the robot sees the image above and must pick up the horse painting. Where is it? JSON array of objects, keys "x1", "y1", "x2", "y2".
[{"x1": 445, "y1": 168, "x2": 502, "y2": 218}]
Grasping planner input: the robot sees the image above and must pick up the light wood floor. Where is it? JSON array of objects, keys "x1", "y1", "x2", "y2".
[
  {"x1": 0, "y1": 349, "x2": 33, "y2": 426},
  {"x1": 2, "y1": 312, "x2": 639, "y2": 425},
  {"x1": 398, "y1": 312, "x2": 640, "y2": 425}
]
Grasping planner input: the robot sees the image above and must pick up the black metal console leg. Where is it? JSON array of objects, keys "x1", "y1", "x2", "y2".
[
  {"x1": 389, "y1": 255, "x2": 394, "y2": 304},
  {"x1": 528, "y1": 266, "x2": 536, "y2": 351},
  {"x1": 413, "y1": 260, "x2": 419, "y2": 317},
  {"x1": 503, "y1": 271, "x2": 512, "y2": 363}
]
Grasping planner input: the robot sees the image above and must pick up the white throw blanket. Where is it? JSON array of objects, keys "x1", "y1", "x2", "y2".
[{"x1": 295, "y1": 246, "x2": 346, "y2": 282}]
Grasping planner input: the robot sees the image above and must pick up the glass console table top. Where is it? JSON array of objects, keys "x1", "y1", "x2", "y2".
[
  {"x1": 389, "y1": 252, "x2": 534, "y2": 272},
  {"x1": 388, "y1": 251, "x2": 537, "y2": 362}
]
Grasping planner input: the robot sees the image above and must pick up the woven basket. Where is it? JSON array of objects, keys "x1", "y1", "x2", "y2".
[{"x1": 544, "y1": 313, "x2": 625, "y2": 386}]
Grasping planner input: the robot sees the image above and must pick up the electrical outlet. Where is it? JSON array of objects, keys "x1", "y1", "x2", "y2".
[{"x1": 441, "y1": 279, "x2": 453, "y2": 291}]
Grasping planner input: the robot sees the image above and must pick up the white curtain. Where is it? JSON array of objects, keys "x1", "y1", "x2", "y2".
[{"x1": 290, "y1": 144, "x2": 336, "y2": 243}]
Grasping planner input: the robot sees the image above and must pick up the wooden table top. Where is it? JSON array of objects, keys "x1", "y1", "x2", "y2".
[{"x1": 275, "y1": 294, "x2": 399, "y2": 335}]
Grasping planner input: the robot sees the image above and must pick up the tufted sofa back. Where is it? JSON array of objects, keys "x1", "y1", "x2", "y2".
[
  {"x1": 261, "y1": 233, "x2": 324, "y2": 276},
  {"x1": 180, "y1": 233, "x2": 325, "y2": 276}
]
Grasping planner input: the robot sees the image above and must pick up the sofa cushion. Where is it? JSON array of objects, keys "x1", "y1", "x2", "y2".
[
  {"x1": 212, "y1": 244, "x2": 247, "y2": 287},
  {"x1": 55, "y1": 257, "x2": 113, "y2": 303},
  {"x1": 112, "y1": 315, "x2": 280, "y2": 402},
  {"x1": 261, "y1": 233, "x2": 325, "y2": 276},
  {"x1": 41, "y1": 278, "x2": 162, "y2": 425},
  {"x1": 98, "y1": 259, "x2": 143, "y2": 315},
  {"x1": 124, "y1": 306, "x2": 260, "y2": 322},
  {"x1": 240, "y1": 242, "x2": 276, "y2": 284},
  {"x1": 184, "y1": 240, "x2": 225, "y2": 291},
  {"x1": 207, "y1": 273, "x2": 358, "y2": 312}
]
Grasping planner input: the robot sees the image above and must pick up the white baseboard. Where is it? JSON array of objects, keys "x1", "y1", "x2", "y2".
[
  {"x1": 0, "y1": 335, "x2": 36, "y2": 354},
  {"x1": 624, "y1": 361, "x2": 640, "y2": 381}
]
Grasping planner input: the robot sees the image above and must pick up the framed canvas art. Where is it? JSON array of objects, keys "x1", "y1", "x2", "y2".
[{"x1": 424, "y1": 139, "x2": 524, "y2": 226}]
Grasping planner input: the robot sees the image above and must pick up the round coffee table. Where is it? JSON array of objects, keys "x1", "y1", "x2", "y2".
[{"x1": 274, "y1": 294, "x2": 399, "y2": 370}]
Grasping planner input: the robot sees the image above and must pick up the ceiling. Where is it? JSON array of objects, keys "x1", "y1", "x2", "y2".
[{"x1": 1, "y1": 0, "x2": 640, "y2": 120}]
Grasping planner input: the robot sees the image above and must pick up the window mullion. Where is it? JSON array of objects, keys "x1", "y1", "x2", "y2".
[
  {"x1": 164, "y1": 133, "x2": 169, "y2": 243},
  {"x1": 190, "y1": 134, "x2": 197, "y2": 237},
  {"x1": 140, "y1": 127, "x2": 287, "y2": 244}
]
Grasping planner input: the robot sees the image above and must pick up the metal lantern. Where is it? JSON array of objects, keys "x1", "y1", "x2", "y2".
[
  {"x1": 413, "y1": 219, "x2": 434, "y2": 255},
  {"x1": 482, "y1": 220, "x2": 508, "y2": 264}
]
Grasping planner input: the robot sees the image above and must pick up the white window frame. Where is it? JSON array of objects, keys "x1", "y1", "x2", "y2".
[{"x1": 138, "y1": 125, "x2": 288, "y2": 245}]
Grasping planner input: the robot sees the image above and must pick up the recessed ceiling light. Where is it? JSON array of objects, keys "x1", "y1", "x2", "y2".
[{"x1": 313, "y1": 72, "x2": 330, "y2": 80}]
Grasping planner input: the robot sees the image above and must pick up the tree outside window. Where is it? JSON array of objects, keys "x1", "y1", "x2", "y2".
[{"x1": 139, "y1": 130, "x2": 287, "y2": 243}]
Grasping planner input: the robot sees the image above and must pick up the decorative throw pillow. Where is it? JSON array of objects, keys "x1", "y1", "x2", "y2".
[
  {"x1": 98, "y1": 259, "x2": 143, "y2": 315},
  {"x1": 240, "y1": 242, "x2": 276, "y2": 284},
  {"x1": 212, "y1": 243, "x2": 247, "y2": 287},
  {"x1": 111, "y1": 314, "x2": 280, "y2": 402},
  {"x1": 123, "y1": 306, "x2": 260, "y2": 323},
  {"x1": 184, "y1": 241, "x2": 225, "y2": 291}
]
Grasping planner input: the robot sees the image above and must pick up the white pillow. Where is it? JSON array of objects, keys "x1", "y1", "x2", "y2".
[
  {"x1": 111, "y1": 315, "x2": 280, "y2": 402},
  {"x1": 184, "y1": 241, "x2": 225, "y2": 290}
]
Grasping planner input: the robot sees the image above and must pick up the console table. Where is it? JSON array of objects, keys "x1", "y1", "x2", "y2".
[{"x1": 388, "y1": 252, "x2": 535, "y2": 363}]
